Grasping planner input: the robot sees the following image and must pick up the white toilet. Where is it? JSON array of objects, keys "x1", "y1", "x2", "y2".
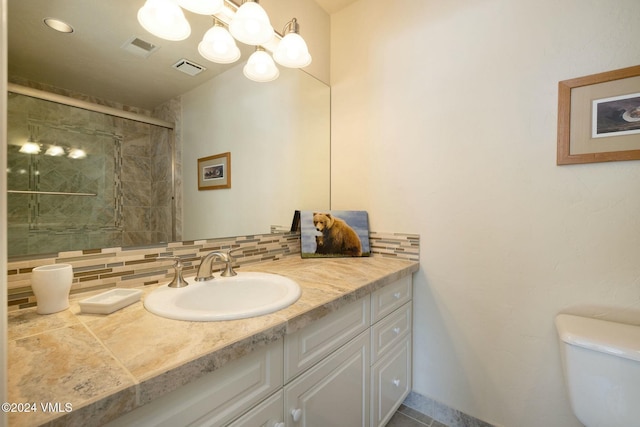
[{"x1": 555, "y1": 314, "x2": 640, "y2": 427}]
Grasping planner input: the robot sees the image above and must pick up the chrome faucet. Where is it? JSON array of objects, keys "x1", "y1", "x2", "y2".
[
  {"x1": 195, "y1": 250, "x2": 238, "y2": 281},
  {"x1": 157, "y1": 256, "x2": 190, "y2": 288}
]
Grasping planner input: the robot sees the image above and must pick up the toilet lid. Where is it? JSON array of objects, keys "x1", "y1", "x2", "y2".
[{"x1": 555, "y1": 314, "x2": 640, "y2": 363}]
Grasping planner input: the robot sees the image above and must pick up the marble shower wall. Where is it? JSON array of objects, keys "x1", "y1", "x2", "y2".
[
  {"x1": 6, "y1": 79, "x2": 175, "y2": 257},
  {"x1": 152, "y1": 96, "x2": 182, "y2": 243}
]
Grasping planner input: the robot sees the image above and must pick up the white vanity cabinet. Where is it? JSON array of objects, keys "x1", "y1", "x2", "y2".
[
  {"x1": 281, "y1": 274, "x2": 412, "y2": 427},
  {"x1": 106, "y1": 339, "x2": 284, "y2": 427},
  {"x1": 370, "y1": 275, "x2": 413, "y2": 427},
  {"x1": 284, "y1": 331, "x2": 370, "y2": 426},
  {"x1": 283, "y1": 297, "x2": 371, "y2": 426},
  {"x1": 107, "y1": 275, "x2": 412, "y2": 427}
]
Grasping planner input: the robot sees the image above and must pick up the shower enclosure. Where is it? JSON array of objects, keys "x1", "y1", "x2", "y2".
[{"x1": 7, "y1": 88, "x2": 175, "y2": 257}]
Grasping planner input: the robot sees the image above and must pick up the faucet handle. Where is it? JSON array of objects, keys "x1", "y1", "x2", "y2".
[
  {"x1": 227, "y1": 247, "x2": 243, "y2": 259},
  {"x1": 157, "y1": 256, "x2": 190, "y2": 288},
  {"x1": 219, "y1": 249, "x2": 239, "y2": 277}
]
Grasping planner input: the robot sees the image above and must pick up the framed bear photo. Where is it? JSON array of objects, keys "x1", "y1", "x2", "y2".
[{"x1": 300, "y1": 210, "x2": 371, "y2": 258}]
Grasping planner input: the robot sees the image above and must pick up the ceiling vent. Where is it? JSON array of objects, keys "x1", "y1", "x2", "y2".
[
  {"x1": 121, "y1": 36, "x2": 159, "y2": 58},
  {"x1": 173, "y1": 59, "x2": 206, "y2": 76}
]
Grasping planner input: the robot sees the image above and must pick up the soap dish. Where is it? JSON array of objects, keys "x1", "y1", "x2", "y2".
[{"x1": 79, "y1": 289, "x2": 143, "y2": 314}]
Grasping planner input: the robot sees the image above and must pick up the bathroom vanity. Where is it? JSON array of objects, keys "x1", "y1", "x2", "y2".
[
  {"x1": 7, "y1": 256, "x2": 418, "y2": 427},
  {"x1": 109, "y1": 274, "x2": 411, "y2": 427}
]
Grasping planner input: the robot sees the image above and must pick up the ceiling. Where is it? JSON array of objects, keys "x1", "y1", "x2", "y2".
[
  {"x1": 8, "y1": 0, "x2": 357, "y2": 110},
  {"x1": 315, "y1": 0, "x2": 357, "y2": 14}
]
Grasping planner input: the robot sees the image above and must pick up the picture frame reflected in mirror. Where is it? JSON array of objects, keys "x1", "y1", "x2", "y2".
[{"x1": 198, "y1": 152, "x2": 231, "y2": 190}]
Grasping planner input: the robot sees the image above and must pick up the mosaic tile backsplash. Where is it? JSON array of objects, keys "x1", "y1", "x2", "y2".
[{"x1": 7, "y1": 231, "x2": 419, "y2": 311}]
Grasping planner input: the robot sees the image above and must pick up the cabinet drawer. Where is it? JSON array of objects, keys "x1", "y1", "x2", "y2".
[
  {"x1": 371, "y1": 334, "x2": 412, "y2": 427},
  {"x1": 371, "y1": 275, "x2": 412, "y2": 323},
  {"x1": 227, "y1": 390, "x2": 284, "y2": 427},
  {"x1": 371, "y1": 302, "x2": 411, "y2": 364},
  {"x1": 106, "y1": 340, "x2": 283, "y2": 427},
  {"x1": 284, "y1": 296, "x2": 370, "y2": 382},
  {"x1": 284, "y1": 331, "x2": 370, "y2": 427}
]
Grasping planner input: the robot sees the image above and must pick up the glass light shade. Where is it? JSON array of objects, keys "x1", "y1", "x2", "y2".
[
  {"x1": 273, "y1": 32, "x2": 312, "y2": 68},
  {"x1": 45, "y1": 145, "x2": 65, "y2": 156},
  {"x1": 19, "y1": 142, "x2": 41, "y2": 154},
  {"x1": 243, "y1": 50, "x2": 279, "y2": 82},
  {"x1": 137, "y1": 0, "x2": 191, "y2": 41},
  {"x1": 229, "y1": 1, "x2": 274, "y2": 46},
  {"x1": 198, "y1": 26, "x2": 241, "y2": 64},
  {"x1": 176, "y1": 0, "x2": 223, "y2": 15},
  {"x1": 68, "y1": 148, "x2": 87, "y2": 159}
]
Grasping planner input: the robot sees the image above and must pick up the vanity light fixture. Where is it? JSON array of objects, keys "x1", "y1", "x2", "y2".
[
  {"x1": 243, "y1": 47, "x2": 279, "y2": 82},
  {"x1": 136, "y1": 0, "x2": 311, "y2": 82},
  {"x1": 137, "y1": 0, "x2": 191, "y2": 41},
  {"x1": 198, "y1": 19, "x2": 241, "y2": 64},
  {"x1": 228, "y1": 0, "x2": 274, "y2": 46},
  {"x1": 273, "y1": 18, "x2": 311, "y2": 68}
]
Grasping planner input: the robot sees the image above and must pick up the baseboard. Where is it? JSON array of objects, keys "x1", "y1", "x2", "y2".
[{"x1": 403, "y1": 391, "x2": 497, "y2": 427}]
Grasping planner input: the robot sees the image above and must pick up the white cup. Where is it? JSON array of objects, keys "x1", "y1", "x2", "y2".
[{"x1": 31, "y1": 264, "x2": 73, "y2": 314}]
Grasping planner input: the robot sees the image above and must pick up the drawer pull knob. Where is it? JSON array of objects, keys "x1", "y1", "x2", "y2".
[
  {"x1": 393, "y1": 292, "x2": 401, "y2": 299},
  {"x1": 393, "y1": 327, "x2": 401, "y2": 335},
  {"x1": 393, "y1": 378, "x2": 401, "y2": 387},
  {"x1": 291, "y1": 408, "x2": 303, "y2": 422}
]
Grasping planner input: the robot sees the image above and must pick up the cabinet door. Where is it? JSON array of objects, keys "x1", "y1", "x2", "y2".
[
  {"x1": 371, "y1": 334, "x2": 411, "y2": 427},
  {"x1": 227, "y1": 391, "x2": 284, "y2": 427},
  {"x1": 284, "y1": 331, "x2": 370, "y2": 427}
]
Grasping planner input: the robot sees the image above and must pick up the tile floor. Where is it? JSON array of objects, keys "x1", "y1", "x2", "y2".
[{"x1": 387, "y1": 404, "x2": 448, "y2": 427}]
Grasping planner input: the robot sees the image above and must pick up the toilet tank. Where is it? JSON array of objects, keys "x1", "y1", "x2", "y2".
[{"x1": 555, "y1": 314, "x2": 640, "y2": 427}]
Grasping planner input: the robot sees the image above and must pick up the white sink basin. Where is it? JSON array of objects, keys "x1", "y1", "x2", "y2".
[{"x1": 144, "y1": 272, "x2": 301, "y2": 321}]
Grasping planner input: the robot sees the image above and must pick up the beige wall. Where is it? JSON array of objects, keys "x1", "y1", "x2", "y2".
[
  {"x1": 331, "y1": 1, "x2": 640, "y2": 426},
  {"x1": 181, "y1": 63, "x2": 330, "y2": 240}
]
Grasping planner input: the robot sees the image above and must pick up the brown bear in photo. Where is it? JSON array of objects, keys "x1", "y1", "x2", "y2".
[
  {"x1": 313, "y1": 212, "x2": 362, "y2": 256},
  {"x1": 315, "y1": 234, "x2": 329, "y2": 255}
]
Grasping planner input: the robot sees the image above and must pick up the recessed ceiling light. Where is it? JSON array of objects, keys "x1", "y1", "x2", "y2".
[{"x1": 43, "y1": 18, "x2": 74, "y2": 34}]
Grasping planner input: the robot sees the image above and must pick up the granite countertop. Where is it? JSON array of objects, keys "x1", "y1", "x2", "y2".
[{"x1": 7, "y1": 256, "x2": 419, "y2": 427}]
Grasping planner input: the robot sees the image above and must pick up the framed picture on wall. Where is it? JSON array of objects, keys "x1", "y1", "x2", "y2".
[
  {"x1": 198, "y1": 152, "x2": 231, "y2": 190},
  {"x1": 557, "y1": 65, "x2": 640, "y2": 165}
]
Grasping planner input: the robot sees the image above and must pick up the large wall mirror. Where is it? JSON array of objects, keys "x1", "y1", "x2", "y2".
[{"x1": 6, "y1": 0, "x2": 330, "y2": 259}]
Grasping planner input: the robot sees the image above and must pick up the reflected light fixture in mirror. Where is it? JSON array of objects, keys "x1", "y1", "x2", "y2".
[
  {"x1": 67, "y1": 148, "x2": 87, "y2": 160},
  {"x1": 18, "y1": 142, "x2": 40, "y2": 154},
  {"x1": 243, "y1": 47, "x2": 279, "y2": 82},
  {"x1": 45, "y1": 145, "x2": 65, "y2": 156}
]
